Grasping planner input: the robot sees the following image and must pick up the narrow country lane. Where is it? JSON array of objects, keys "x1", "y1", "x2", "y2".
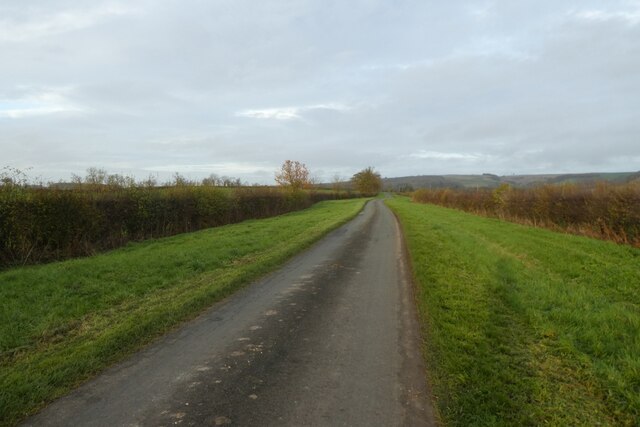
[{"x1": 23, "y1": 200, "x2": 436, "y2": 427}]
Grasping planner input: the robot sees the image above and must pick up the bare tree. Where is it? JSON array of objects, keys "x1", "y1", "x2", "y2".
[
  {"x1": 331, "y1": 173, "x2": 344, "y2": 193},
  {"x1": 141, "y1": 174, "x2": 158, "y2": 187},
  {"x1": 106, "y1": 173, "x2": 135, "y2": 188},
  {"x1": 172, "y1": 172, "x2": 190, "y2": 186},
  {"x1": 201, "y1": 173, "x2": 221, "y2": 186},
  {"x1": 85, "y1": 167, "x2": 108, "y2": 186}
]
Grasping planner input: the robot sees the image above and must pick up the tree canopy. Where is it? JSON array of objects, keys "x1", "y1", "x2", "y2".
[
  {"x1": 275, "y1": 160, "x2": 310, "y2": 191},
  {"x1": 352, "y1": 167, "x2": 382, "y2": 194}
]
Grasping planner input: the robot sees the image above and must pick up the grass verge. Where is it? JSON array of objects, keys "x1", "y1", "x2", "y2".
[
  {"x1": 0, "y1": 198, "x2": 367, "y2": 426},
  {"x1": 386, "y1": 196, "x2": 640, "y2": 426}
]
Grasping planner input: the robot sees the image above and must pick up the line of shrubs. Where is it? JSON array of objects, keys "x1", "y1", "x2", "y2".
[
  {"x1": 412, "y1": 182, "x2": 640, "y2": 247},
  {"x1": 0, "y1": 185, "x2": 360, "y2": 269}
]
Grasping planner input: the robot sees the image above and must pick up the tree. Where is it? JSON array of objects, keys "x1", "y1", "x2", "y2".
[
  {"x1": 84, "y1": 167, "x2": 108, "y2": 186},
  {"x1": 395, "y1": 183, "x2": 414, "y2": 193},
  {"x1": 141, "y1": 174, "x2": 158, "y2": 187},
  {"x1": 201, "y1": 173, "x2": 220, "y2": 186},
  {"x1": 172, "y1": 172, "x2": 190, "y2": 186},
  {"x1": 331, "y1": 173, "x2": 344, "y2": 193},
  {"x1": 106, "y1": 173, "x2": 135, "y2": 188},
  {"x1": 275, "y1": 160, "x2": 310, "y2": 191},
  {"x1": 352, "y1": 167, "x2": 382, "y2": 194},
  {"x1": 0, "y1": 166, "x2": 29, "y2": 188}
]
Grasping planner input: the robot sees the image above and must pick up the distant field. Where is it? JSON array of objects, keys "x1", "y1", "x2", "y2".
[
  {"x1": 382, "y1": 171, "x2": 639, "y2": 190},
  {"x1": 0, "y1": 198, "x2": 367, "y2": 426},
  {"x1": 387, "y1": 197, "x2": 640, "y2": 426}
]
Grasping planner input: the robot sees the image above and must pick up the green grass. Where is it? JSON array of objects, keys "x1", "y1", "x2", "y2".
[
  {"x1": 386, "y1": 197, "x2": 640, "y2": 426},
  {"x1": 0, "y1": 198, "x2": 367, "y2": 426}
]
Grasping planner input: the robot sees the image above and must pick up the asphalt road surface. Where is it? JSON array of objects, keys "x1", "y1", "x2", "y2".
[{"x1": 24, "y1": 199, "x2": 437, "y2": 427}]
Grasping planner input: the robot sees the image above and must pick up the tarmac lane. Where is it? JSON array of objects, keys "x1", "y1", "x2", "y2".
[{"x1": 23, "y1": 199, "x2": 436, "y2": 427}]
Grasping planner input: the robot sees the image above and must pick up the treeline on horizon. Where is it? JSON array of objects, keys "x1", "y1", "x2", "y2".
[
  {"x1": 412, "y1": 181, "x2": 640, "y2": 247},
  {"x1": 0, "y1": 167, "x2": 365, "y2": 269}
]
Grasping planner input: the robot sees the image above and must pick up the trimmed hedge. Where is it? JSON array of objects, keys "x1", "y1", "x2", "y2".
[{"x1": 0, "y1": 186, "x2": 358, "y2": 268}]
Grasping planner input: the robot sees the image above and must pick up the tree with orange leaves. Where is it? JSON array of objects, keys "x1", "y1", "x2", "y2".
[{"x1": 275, "y1": 160, "x2": 310, "y2": 191}]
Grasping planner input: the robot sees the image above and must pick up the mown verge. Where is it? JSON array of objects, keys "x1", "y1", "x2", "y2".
[
  {"x1": 0, "y1": 198, "x2": 367, "y2": 426},
  {"x1": 386, "y1": 196, "x2": 639, "y2": 426}
]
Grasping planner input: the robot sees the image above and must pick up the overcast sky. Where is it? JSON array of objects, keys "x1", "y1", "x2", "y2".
[{"x1": 1, "y1": 0, "x2": 639, "y2": 184}]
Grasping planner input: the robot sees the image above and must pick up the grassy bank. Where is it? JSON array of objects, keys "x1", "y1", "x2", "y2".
[
  {"x1": 386, "y1": 197, "x2": 640, "y2": 426},
  {"x1": 0, "y1": 198, "x2": 367, "y2": 426}
]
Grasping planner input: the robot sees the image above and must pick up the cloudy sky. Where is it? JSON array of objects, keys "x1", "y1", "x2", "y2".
[{"x1": 1, "y1": 0, "x2": 639, "y2": 184}]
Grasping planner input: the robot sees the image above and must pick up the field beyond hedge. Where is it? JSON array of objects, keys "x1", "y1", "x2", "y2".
[
  {"x1": 0, "y1": 198, "x2": 367, "y2": 426},
  {"x1": 386, "y1": 197, "x2": 640, "y2": 426}
]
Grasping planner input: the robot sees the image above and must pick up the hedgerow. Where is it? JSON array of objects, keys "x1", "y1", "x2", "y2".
[
  {"x1": 412, "y1": 182, "x2": 640, "y2": 246},
  {"x1": 0, "y1": 184, "x2": 357, "y2": 268}
]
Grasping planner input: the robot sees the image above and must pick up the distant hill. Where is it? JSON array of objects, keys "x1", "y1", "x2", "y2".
[{"x1": 381, "y1": 172, "x2": 639, "y2": 191}]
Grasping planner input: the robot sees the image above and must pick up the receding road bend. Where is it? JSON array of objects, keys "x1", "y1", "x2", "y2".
[{"x1": 23, "y1": 199, "x2": 437, "y2": 427}]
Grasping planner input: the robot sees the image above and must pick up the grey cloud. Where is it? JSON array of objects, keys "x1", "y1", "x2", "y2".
[{"x1": 1, "y1": 0, "x2": 639, "y2": 183}]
